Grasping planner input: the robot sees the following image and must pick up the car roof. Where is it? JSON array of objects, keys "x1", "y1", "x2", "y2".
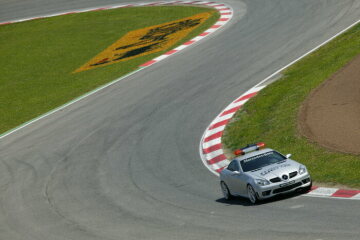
[{"x1": 234, "y1": 148, "x2": 275, "y2": 162}]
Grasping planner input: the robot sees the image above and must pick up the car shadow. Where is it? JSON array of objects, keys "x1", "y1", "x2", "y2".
[
  {"x1": 216, "y1": 197, "x2": 254, "y2": 206},
  {"x1": 216, "y1": 189, "x2": 308, "y2": 206}
]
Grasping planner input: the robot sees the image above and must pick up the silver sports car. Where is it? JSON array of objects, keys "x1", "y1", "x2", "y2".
[{"x1": 220, "y1": 143, "x2": 312, "y2": 204}]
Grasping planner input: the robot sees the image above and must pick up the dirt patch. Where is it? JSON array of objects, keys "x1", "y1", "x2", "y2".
[{"x1": 298, "y1": 54, "x2": 360, "y2": 154}]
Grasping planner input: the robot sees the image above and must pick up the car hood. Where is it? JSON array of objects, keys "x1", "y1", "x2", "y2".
[{"x1": 246, "y1": 160, "x2": 300, "y2": 180}]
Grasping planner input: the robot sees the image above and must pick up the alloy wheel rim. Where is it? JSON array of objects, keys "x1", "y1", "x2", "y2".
[
  {"x1": 221, "y1": 183, "x2": 229, "y2": 199},
  {"x1": 248, "y1": 185, "x2": 256, "y2": 203}
]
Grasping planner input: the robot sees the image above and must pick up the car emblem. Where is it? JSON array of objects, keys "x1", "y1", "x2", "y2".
[{"x1": 282, "y1": 174, "x2": 288, "y2": 180}]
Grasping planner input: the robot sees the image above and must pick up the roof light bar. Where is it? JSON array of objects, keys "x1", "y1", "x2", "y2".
[{"x1": 233, "y1": 142, "x2": 266, "y2": 156}]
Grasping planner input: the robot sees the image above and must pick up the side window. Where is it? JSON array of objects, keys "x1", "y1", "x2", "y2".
[
  {"x1": 227, "y1": 161, "x2": 235, "y2": 171},
  {"x1": 233, "y1": 161, "x2": 240, "y2": 172},
  {"x1": 227, "y1": 160, "x2": 239, "y2": 171}
]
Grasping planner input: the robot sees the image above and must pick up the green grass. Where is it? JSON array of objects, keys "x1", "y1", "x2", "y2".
[
  {"x1": 223, "y1": 23, "x2": 360, "y2": 188},
  {"x1": 0, "y1": 6, "x2": 219, "y2": 134}
]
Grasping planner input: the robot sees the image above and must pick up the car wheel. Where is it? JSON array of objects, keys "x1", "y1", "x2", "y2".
[
  {"x1": 220, "y1": 181, "x2": 232, "y2": 200},
  {"x1": 247, "y1": 184, "x2": 258, "y2": 204}
]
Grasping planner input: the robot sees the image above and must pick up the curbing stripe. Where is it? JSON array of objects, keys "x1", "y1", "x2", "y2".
[
  {"x1": 209, "y1": 119, "x2": 229, "y2": 130},
  {"x1": 199, "y1": 32, "x2": 210, "y2": 36},
  {"x1": 307, "y1": 187, "x2": 339, "y2": 196},
  {"x1": 183, "y1": 40, "x2": 196, "y2": 45},
  {"x1": 204, "y1": 131, "x2": 223, "y2": 142},
  {"x1": 203, "y1": 138, "x2": 222, "y2": 148},
  {"x1": 205, "y1": 125, "x2": 226, "y2": 137},
  {"x1": 234, "y1": 91, "x2": 258, "y2": 103},
  {"x1": 213, "y1": 111, "x2": 237, "y2": 123},
  {"x1": 204, "y1": 149, "x2": 224, "y2": 159},
  {"x1": 332, "y1": 189, "x2": 359, "y2": 198},
  {"x1": 207, "y1": 154, "x2": 227, "y2": 164},
  {"x1": 203, "y1": 143, "x2": 222, "y2": 154},
  {"x1": 352, "y1": 193, "x2": 360, "y2": 199},
  {"x1": 220, "y1": 106, "x2": 241, "y2": 116},
  {"x1": 165, "y1": 49, "x2": 178, "y2": 55}
]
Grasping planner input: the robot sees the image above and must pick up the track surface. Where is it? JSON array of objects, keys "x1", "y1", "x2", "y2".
[{"x1": 1, "y1": 0, "x2": 360, "y2": 239}]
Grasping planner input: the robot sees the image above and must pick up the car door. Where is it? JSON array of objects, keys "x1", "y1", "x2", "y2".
[
  {"x1": 229, "y1": 161, "x2": 248, "y2": 196},
  {"x1": 224, "y1": 160, "x2": 239, "y2": 193}
]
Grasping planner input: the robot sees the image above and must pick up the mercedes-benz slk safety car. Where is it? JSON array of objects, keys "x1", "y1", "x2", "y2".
[{"x1": 220, "y1": 143, "x2": 312, "y2": 204}]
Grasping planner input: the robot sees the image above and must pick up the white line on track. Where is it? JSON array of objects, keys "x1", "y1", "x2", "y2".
[{"x1": 0, "y1": 68, "x2": 142, "y2": 140}]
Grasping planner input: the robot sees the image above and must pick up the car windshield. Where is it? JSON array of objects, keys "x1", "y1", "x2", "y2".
[{"x1": 240, "y1": 151, "x2": 286, "y2": 172}]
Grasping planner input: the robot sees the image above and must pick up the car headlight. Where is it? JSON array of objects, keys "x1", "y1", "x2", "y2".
[
  {"x1": 255, "y1": 179, "x2": 270, "y2": 186},
  {"x1": 299, "y1": 165, "x2": 307, "y2": 175}
]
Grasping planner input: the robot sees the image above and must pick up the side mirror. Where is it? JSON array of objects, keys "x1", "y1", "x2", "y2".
[
  {"x1": 232, "y1": 171, "x2": 241, "y2": 175},
  {"x1": 286, "y1": 154, "x2": 292, "y2": 159}
]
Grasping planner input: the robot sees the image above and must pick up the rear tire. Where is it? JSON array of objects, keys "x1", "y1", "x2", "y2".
[
  {"x1": 247, "y1": 184, "x2": 258, "y2": 204},
  {"x1": 220, "y1": 181, "x2": 232, "y2": 200}
]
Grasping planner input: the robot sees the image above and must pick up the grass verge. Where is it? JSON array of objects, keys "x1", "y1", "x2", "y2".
[
  {"x1": 0, "y1": 6, "x2": 219, "y2": 134},
  {"x1": 223, "y1": 23, "x2": 360, "y2": 188}
]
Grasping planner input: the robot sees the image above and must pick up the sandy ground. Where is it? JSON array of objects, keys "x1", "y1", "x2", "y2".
[{"x1": 298, "y1": 53, "x2": 360, "y2": 154}]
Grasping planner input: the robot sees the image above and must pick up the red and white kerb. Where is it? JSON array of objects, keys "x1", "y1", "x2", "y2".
[
  {"x1": 200, "y1": 86, "x2": 265, "y2": 174},
  {"x1": 139, "y1": 1, "x2": 233, "y2": 67}
]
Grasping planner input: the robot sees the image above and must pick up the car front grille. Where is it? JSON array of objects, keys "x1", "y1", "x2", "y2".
[
  {"x1": 302, "y1": 178, "x2": 311, "y2": 184},
  {"x1": 270, "y1": 171, "x2": 298, "y2": 183},
  {"x1": 262, "y1": 190, "x2": 271, "y2": 196},
  {"x1": 270, "y1": 177, "x2": 281, "y2": 183},
  {"x1": 272, "y1": 182, "x2": 302, "y2": 194},
  {"x1": 289, "y1": 171, "x2": 298, "y2": 178}
]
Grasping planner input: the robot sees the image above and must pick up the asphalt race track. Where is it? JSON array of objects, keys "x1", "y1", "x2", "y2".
[{"x1": 1, "y1": 0, "x2": 360, "y2": 239}]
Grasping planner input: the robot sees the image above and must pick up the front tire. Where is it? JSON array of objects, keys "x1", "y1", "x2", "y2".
[
  {"x1": 302, "y1": 180, "x2": 313, "y2": 193},
  {"x1": 220, "y1": 181, "x2": 232, "y2": 200},
  {"x1": 247, "y1": 184, "x2": 258, "y2": 204}
]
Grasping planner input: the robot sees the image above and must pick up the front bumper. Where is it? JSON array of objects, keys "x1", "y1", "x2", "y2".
[{"x1": 253, "y1": 173, "x2": 311, "y2": 200}]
